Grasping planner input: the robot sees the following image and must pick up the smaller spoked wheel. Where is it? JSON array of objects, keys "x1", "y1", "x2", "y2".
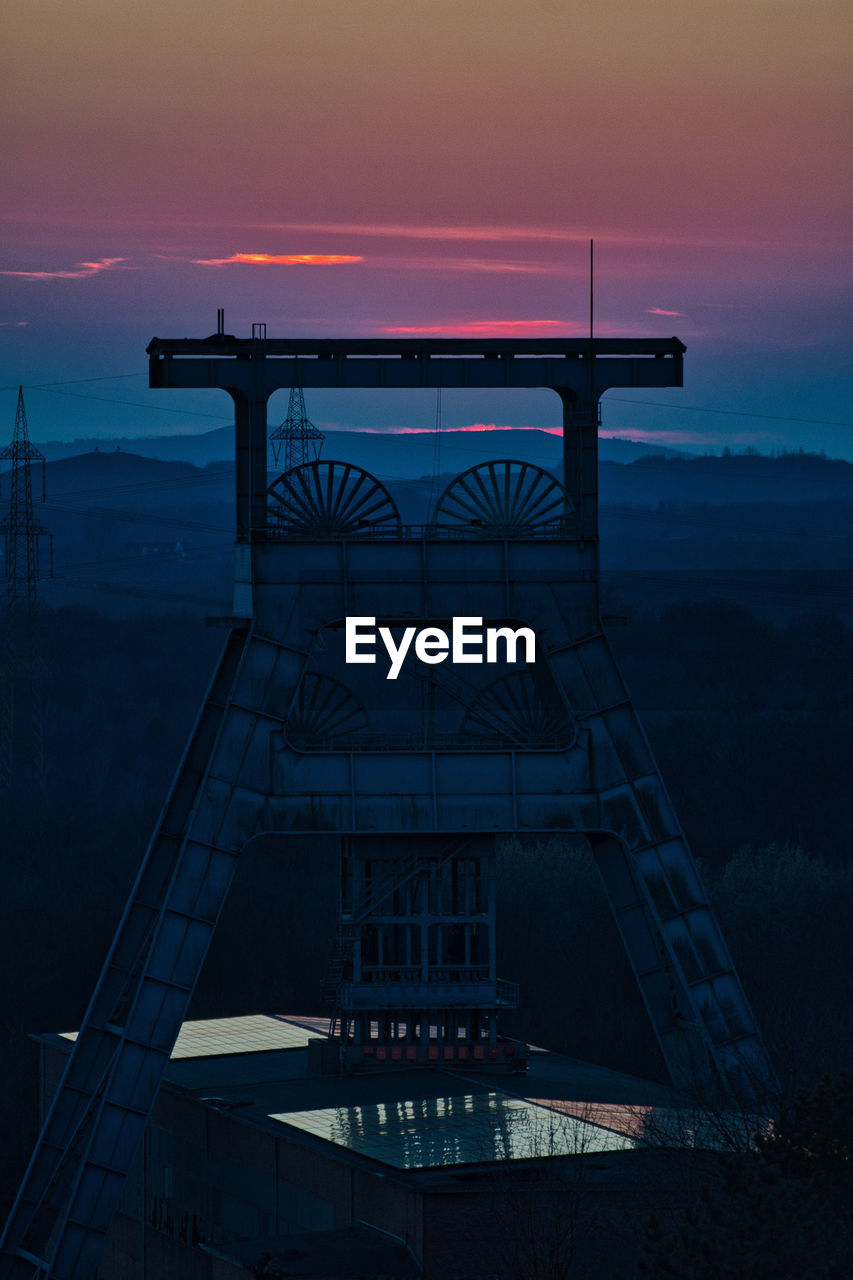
[
  {"x1": 285, "y1": 673, "x2": 369, "y2": 748},
  {"x1": 462, "y1": 670, "x2": 573, "y2": 747},
  {"x1": 268, "y1": 460, "x2": 401, "y2": 536},
  {"x1": 431, "y1": 460, "x2": 570, "y2": 534}
]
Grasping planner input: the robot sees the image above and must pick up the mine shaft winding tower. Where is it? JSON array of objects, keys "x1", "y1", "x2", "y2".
[{"x1": 0, "y1": 330, "x2": 778, "y2": 1280}]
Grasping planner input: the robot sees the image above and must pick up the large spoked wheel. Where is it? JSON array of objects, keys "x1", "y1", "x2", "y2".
[
  {"x1": 268, "y1": 460, "x2": 402, "y2": 536},
  {"x1": 430, "y1": 460, "x2": 570, "y2": 533},
  {"x1": 462, "y1": 670, "x2": 573, "y2": 747},
  {"x1": 285, "y1": 673, "x2": 369, "y2": 749}
]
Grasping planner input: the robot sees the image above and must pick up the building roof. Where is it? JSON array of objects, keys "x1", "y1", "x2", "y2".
[
  {"x1": 58, "y1": 1012, "x2": 323, "y2": 1060},
  {"x1": 271, "y1": 1088, "x2": 637, "y2": 1170},
  {"x1": 41, "y1": 1014, "x2": 720, "y2": 1180}
]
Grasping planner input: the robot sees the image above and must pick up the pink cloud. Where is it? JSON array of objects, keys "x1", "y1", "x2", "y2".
[
  {"x1": 0, "y1": 257, "x2": 127, "y2": 280},
  {"x1": 646, "y1": 307, "x2": 682, "y2": 316},
  {"x1": 600, "y1": 427, "x2": 780, "y2": 446},
  {"x1": 190, "y1": 252, "x2": 363, "y2": 266},
  {"x1": 374, "y1": 256, "x2": 550, "y2": 275},
  {"x1": 261, "y1": 222, "x2": 579, "y2": 244},
  {"x1": 256, "y1": 221, "x2": 791, "y2": 251},
  {"x1": 382, "y1": 319, "x2": 578, "y2": 337},
  {"x1": 380, "y1": 319, "x2": 629, "y2": 337},
  {"x1": 392, "y1": 423, "x2": 519, "y2": 434},
  {"x1": 0, "y1": 320, "x2": 29, "y2": 327}
]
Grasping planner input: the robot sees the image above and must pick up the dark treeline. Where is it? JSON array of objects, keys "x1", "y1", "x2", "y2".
[
  {"x1": 10, "y1": 450, "x2": 853, "y2": 651},
  {"x1": 1, "y1": 597, "x2": 852, "y2": 1221},
  {"x1": 598, "y1": 447, "x2": 853, "y2": 506}
]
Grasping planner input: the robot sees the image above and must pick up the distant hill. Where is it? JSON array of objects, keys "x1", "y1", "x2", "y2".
[
  {"x1": 26, "y1": 431, "x2": 234, "y2": 468},
  {"x1": 22, "y1": 427, "x2": 684, "y2": 474},
  {"x1": 15, "y1": 443, "x2": 853, "y2": 520},
  {"x1": 16, "y1": 441, "x2": 853, "y2": 510},
  {"x1": 42, "y1": 450, "x2": 202, "y2": 501}
]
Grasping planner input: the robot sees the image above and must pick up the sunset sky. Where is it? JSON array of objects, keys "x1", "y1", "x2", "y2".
[{"x1": 1, "y1": 0, "x2": 850, "y2": 452}]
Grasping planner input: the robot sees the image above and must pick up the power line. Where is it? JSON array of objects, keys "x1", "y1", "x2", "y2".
[
  {"x1": 36, "y1": 491, "x2": 853, "y2": 548},
  {"x1": 5, "y1": 380, "x2": 850, "y2": 432},
  {"x1": 45, "y1": 562, "x2": 853, "y2": 612},
  {"x1": 607, "y1": 397, "x2": 853, "y2": 429},
  {"x1": 54, "y1": 540, "x2": 231, "y2": 576},
  {"x1": 41, "y1": 499, "x2": 232, "y2": 536},
  {"x1": 0, "y1": 373, "x2": 145, "y2": 392},
  {"x1": 45, "y1": 574, "x2": 222, "y2": 607},
  {"x1": 25, "y1": 386, "x2": 232, "y2": 422},
  {"x1": 603, "y1": 569, "x2": 853, "y2": 610}
]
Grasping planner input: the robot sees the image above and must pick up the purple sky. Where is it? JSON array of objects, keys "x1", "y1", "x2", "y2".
[{"x1": 2, "y1": 0, "x2": 850, "y2": 454}]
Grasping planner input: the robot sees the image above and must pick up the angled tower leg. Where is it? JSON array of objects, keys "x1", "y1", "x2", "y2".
[
  {"x1": 560, "y1": 630, "x2": 777, "y2": 1100},
  {"x1": 0, "y1": 625, "x2": 254, "y2": 1279}
]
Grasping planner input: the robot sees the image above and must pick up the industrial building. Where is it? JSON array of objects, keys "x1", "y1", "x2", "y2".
[{"x1": 36, "y1": 1013, "x2": 714, "y2": 1278}]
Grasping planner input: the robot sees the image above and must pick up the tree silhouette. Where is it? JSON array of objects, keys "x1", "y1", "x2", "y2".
[{"x1": 633, "y1": 1074, "x2": 853, "y2": 1279}]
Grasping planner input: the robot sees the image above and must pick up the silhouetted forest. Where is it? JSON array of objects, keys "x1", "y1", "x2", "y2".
[
  {"x1": 629, "y1": 1073, "x2": 853, "y2": 1279},
  {"x1": 2, "y1": 595, "x2": 852, "y2": 1221}
]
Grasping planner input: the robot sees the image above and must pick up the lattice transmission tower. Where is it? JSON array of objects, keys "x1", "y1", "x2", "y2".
[
  {"x1": 269, "y1": 384, "x2": 325, "y2": 470},
  {"x1": 0, "y1": 387, "x2": 53, "y2": 789}
]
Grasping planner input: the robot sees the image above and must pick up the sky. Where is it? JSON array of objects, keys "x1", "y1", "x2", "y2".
[{"x1": 1, "y1": 0, "x2": 851, "y2": 453}]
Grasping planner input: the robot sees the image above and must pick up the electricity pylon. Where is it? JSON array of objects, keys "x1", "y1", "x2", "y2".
[
  {"x1": 0, "y1": 387, "x2": 53, "y2": 789},
  {"x1": 269, "y1": 385, "x2": 325, "y2": 469}
]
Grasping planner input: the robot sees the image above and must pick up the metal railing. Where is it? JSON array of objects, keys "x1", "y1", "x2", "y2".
[{"x1": 262, "y1": 518, "x2": 578, "y2": 542}]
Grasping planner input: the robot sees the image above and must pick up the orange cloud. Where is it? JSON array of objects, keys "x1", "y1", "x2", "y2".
[
  {"x1": 191, "y1": 252, "x2": 364, "y2": 266},
  {"x1": 0, "y1": 257, "x2": 127, "y2": 280}
]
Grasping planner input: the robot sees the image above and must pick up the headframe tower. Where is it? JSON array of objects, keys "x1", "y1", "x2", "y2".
[{"x1": 0, "y1": 331, "x2": 778, "y2": 1279}]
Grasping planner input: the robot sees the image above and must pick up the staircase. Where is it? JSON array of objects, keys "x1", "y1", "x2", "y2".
[{"x1": 322, "y1": 839, "x2": 470, "y2": 1037}]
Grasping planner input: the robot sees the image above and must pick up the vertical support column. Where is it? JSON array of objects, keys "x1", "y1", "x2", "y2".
[
  {"x1": 230, "y1": 385, "x2": 269, "y2": 542},
  {"x1": 229, "y1": 376, "x2": 268, "y2": 618},
  {"x1": 487, "y1": 858, "x2": 497, "y2": 985},
  {"x1": 420, "y1": 879, "x2": 430, "y2": 982},
  {"x1": 557, "y1": 388, "x2": 600, "y2": 545}
]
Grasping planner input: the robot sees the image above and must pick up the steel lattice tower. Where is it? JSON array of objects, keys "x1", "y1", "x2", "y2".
[
  {"x1": 269, "y1": 385, "x2": 325, "y2": 470},
  {"x1": 0, "y1": 387, "x2": 53, "y2": 789}
]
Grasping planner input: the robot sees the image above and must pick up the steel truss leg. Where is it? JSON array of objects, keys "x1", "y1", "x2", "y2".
[
  {"x1": 589, "y1": 832, "x2": 774, "y2": 1104},
  {"x1": 0, "y1": 625, "x2": 251, "y2": 1280}
]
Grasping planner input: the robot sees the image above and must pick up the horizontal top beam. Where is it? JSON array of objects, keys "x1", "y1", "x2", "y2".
[
  {"x1": 150, "y1": 356, "x2": 684, "y2": 396},
  {"x1": 147, "y1": 335, "x2": 685, "y2": 359},
  {"x1": 148, "y1": 336, "x2": 685, "y2": 399}
]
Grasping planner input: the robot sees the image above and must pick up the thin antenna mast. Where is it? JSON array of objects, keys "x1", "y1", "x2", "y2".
[{"x1": 586, "y1": 238, "x2": 595, "y2": 412}]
